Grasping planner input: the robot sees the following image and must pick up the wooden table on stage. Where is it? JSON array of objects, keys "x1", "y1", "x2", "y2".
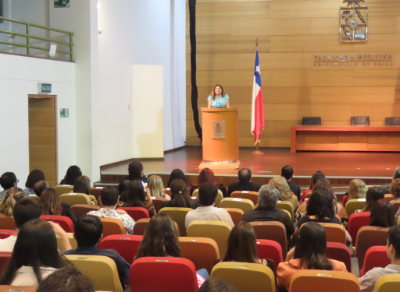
[{"x1": 291, "y1": 126, "x2": 400, "y2": 153}]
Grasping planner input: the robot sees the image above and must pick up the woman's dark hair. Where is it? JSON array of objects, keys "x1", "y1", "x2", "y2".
[
  {"x1": 198, "y1": 278, "x2": 237, "y2": 292},
  {"x1": 169, "y1": 179, "x2": 196, "y2": 208},
  {"x1": 306, "y1": 190, "x2": 335, "y2": 220},
  {"x1": 390, "y1": 178, "x2": 400, "y2": 199},
  {"x1": 370, "y1": 199, "x2": 395, "y2": 228},
  {"x1": 364, "y1": 187, "x2": 385, "y2": 212},
  {"x1": 125, "y1": 180, "x2": 146, "y2": 207},
  {"x1": 135, "y1": 214, "x2": 181, "y2": 259},
  {"x1": 210, "y1": 84, "x2": 225, "y2": 101},
  {"x1": 118, "y1": 179, "x2": 130, "y2": 202},
  {"x1": 128, "y1": 160, "x2": 143, "y2": 179},
  {"x1": 73, "y1": 176, "x2": 90, "y2": 195},
  {"x1": 60, "y1": 166, "x2": 82, "y2": 185},
  {"x1": 198, "y1": 168, "x2": 215, "y2": 187},
  {"x1": 25, "y1": 169, "x2": 45, "y2": 189},
  {"x1": 40, "y1": 188, "x2": 63, "y2": 216},
  {"x1": 309, "y1": 171, "x2": 325, "y2": 189},
  {"x1": 0, "y1": 219, "x2": 67, "y2": 285},
  {"x1": 166, "y1": 169, "x2": 187, "y2": 188},
  {"x1": 292, "y1": 222, "x2": 333, "y2": 270}
]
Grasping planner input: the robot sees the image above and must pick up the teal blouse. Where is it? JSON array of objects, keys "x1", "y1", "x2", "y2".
[{"x1": 208, "y1": 94, "x2": 229, "y2": 108}]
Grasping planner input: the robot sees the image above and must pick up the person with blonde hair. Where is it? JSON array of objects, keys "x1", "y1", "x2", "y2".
[
  {"x1": 147, "y1": 175, "x2": 170, "y2": 200},
  {"x1": 268, "y1": 176, "x2": 299, "y2": 210},
  {"x1": 0, "y1": 188, "x2": 25, "y2": 217},
  {"x1": 342, "y1": 179, "x2": 367, "y2": 206}
]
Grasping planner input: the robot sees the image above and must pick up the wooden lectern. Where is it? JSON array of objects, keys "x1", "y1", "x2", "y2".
[{"x1": 199, "y1": 108, "x2": 240, "y2": 170}]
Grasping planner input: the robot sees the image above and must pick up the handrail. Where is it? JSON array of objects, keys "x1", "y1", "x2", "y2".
[{"x1": 0, "y1": 16, "x2": 74, "y2": 61}]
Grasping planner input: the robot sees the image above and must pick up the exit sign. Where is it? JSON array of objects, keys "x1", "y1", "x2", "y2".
[{"x1": 38, "y1": 83, "x2": 52, "y2": 94}]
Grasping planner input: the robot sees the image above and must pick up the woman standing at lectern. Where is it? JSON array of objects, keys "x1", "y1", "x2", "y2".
[{"x1": 207, "y1": 84, "x2": 230, "y2": 108}]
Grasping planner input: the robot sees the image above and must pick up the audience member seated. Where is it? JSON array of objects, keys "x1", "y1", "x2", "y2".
[
  {"x1": 369, "y1": 199, "x2": 395, "y2": 228},
  {"x1": 148, "y1": 175, "x2": 171, "y2": 200},
  {"x1": 117, "y1": 179, "x2": 130, "y2": 206},
  {"x1": 0, "y1": 219, "x2": 71, "y2": 286},
  {"x1": 23, "y1": 169, "x2": 45, "y2": 195},
  {"x1": 217, "y1": 222, "x2": 275, "y2": 275},
  {"x1": 40, "y1": 188, "x2": 77, "y2": 223},
  {"x1": 227, "y1": 168, "x2": 261, "y2": 197},
  {"x1": 60, "y1": 165, "x2": 82, "y2": 185},
  {"x1": 241, "y1": 185, "x2": 294, "y2": 239},
  {"x1": 342, "y1": 179, "x2": 367, "y2": 206},
  {"x1": 126, "y1": 160, "x2": 146, "y2": 182},
  {"x1": 33, "y1": 180, "x2": 50, "y2": 197},
  {"x1": 0, "y1": 172, "x2": 18, "y2": 201},
  {"x1": 37, "y1": 266, "x2": 95, "y2": 292},
  {"x1": 268, "y1": 177, "x2": 299, "y2": 210},
  {"x1": 161, "y1": 179, "x2": 199, "y2": 209},
  {"x1": 301, "y1": 170, "x2": 325, "y2": 201},
  {"x1": 73, "y1": 176, "x2": 91, "y2": 194},
  {"x1": 198, "y1": 278, "x2": 236, "y2": 292},
  {"x1": 63, "y1": 215, "x2": 130, "y2": 287},
  {"x1": 198, "y1": 168, "x2": 216, "y2": 187},
  {"x1": 281, "y1": 165, "x2": 301, "y2": 201},
  {"x1": 358, "y1": 225, "x2": 400, "y2": 292},
  {"x1": 382, "y1": 167, "x2": 400, "y2": 194},
  {"x1": 122, "y1": 180, "x2": 155, "y2": 217},
  {"x1": 391, "y1": 178, "x2": 400, "y2": 203},
  {"x1": 356, "y1": 187, "x2": 384, "y2": 213},
  {"x1": 87, "y1": 187, "x2": 135, "y2": 234},
  {"x1": 134, "y1": 214, "x2": 208, "y2": 285},
  {"x1": 277, "y1": 222, "x2": 347, "y2": 291},
  {"x1": 0, "y1": 198, "x2": 43, "y2": 252},
  {"x1": 185, "y1": 183, "x2": 234, "y2": 230},
  {"x1": 166, "y1": 168, "x2": 187, "y2": 188},
  {"x1": 0, "y1": 188, "x2": 25, "y2": 217}
]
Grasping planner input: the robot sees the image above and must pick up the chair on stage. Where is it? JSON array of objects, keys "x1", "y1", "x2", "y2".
[
  {"x1": 351, "y1": 116, "x2": 370, "y2": 125},
  {"x1": 385, "y1": 117, "x2": 400, "y2": 126},
  {"x1": 303, "y1": 117, "x2": 321, "y2": 125}
]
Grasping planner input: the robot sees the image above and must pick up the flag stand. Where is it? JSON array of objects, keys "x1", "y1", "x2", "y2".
[{"x1": 251, "y1": 143, "x2": 264, "y2": 156}]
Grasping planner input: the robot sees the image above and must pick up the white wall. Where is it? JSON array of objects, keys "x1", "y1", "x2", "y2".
[{"x1": 0, "y1": 53, "x2": 76, "y2": 186}]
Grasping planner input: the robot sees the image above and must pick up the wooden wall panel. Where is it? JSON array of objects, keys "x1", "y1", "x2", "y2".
[{"x1": 186, "y1": 0, "x2": 400, "y2": 147}]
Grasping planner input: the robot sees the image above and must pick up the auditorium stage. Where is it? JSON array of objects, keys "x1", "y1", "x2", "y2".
[{"x1": 99, "y1": 147, "x2": 397, "y2": 191}]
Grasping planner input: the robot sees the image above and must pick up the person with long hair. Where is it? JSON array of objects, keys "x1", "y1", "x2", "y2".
[
  {"x1": 166, "y1": 169, "x2": 187, "y2": 188},
  {"x1": 123, "y1": 180, "x2": 155, "y2": 217},
  {"x1": 40, "y1": 188, "x2": 77, "y2": 223},
  {"x1": 301, "y1": 171, "x2": 325, "y2": 201},
  {"x1": 342, "y1": 179, "x2": 367, "y2": 206},
  {"x1": 148, "y1": 175, "x2": 170, "y2": 200},
  {"x1": 277, "y1": 222, "x2": 346, "y2": 290},
  {"x1": 198, "y1": 168, "x2": 216, "y2": 187},
  {"x1": 207, "y1": 84, "x2": 230, "y2": 108},
  {"x1": 161, "y1": 179, "x2": 199, "y2": 209},
  {"x1": 24, "y1": 169, "x2": 45, "y2": 195},
  {"x1": 198, "y1": 278, "x2": 236, "y2": 292},
  {"x1": 0, "y1": 219, "x2": 71, "y2": 286},
  {"x1": 358, "y1": 187, "x2": 384, "y2": 213},
  {"x1": 117, "y1": 179, "x2": 130, "y2": 206},
  {"x1": 73, "y1": 176, "x2": 90, "y2": 195},
  {"x1": 0, "y1": 187, "x2": 25, "y2": 217},
  {"x1": 268, "y1": 176, "x2": 299, "y2": 210},
  {"x1": 370, "y1": 199, "x2": 395, "y2": 228},
  {"x1": 126, "y1": 160, "x2": 146, "y2": 182},
  {"x1": 60, "y1": 166, "x2": 82, "y2": 185}
]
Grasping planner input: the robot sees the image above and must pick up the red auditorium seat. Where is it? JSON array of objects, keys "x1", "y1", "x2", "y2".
[
  {"x1": 0, "y1": 252, "x2": 11, "y2": 275},
  {"x1": 355, "y1": 226, "x2": 389, "y2": 269},
  {"x1": 348, "y1": 212, "x2": 371, "y2": 244},
  {"x1": 40, "y1": 215, "x2": 74, "y2": 232},
  {"x1": 130, "y1": 257, "x2": 198, "y2": 292},
  {"x1": 326, "y1": 242, "x2": 352, "y2": 272},
  {"x1": 359, "y1": 246, "x2": 391, "y2": 277},
  {"x1": 118, "y1": 207, "x2": 150, "y2": 221},
  {"x1": 0, "y1": 230, "x2": 13, "y2": 239},
  {"x1": 250, "y1": 221, "x2": 288, "y2": 258},
  {"x1": 256, "y1": 239, "x2": 283, "y2": 271},
  {"x1": 99, "y1": 235, "x2": 143, "y2": 265},
  {"x1": 0, "y1": 217, "x2": 15, "y2": 230}
]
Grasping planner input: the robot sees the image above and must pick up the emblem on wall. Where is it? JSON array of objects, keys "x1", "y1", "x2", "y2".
[{"x1": 340, "y1": 0, "x2": 368, "y2": 42}]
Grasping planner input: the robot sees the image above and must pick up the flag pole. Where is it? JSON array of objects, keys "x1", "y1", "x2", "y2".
[{"x1": 251, "y1": 38, "x2": 264, "y2": 156}]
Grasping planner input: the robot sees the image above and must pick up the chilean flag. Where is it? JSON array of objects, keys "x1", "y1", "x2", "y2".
[{"x1": 251, "y1": 48, "x2": 264, "y2": 144}]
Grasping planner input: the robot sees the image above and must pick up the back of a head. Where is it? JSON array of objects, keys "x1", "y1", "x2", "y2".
[
  {"x1": 370, "y1": 199, "x2": 395, "y2": 228},
  {"x1": 13, "y1": 197, "x2": 43, "y2": 229},
  {"x1": 73, "y1": 176, "x2": 91, "y2": 195},
  {"x1": 365, "y1": 187, "x2": 385, "y2": 211},
  {"x1": 238, "y1": 168, "x2": 251, "y2": 183},
  {"x1": 198, "y1": 183, "x2": 218, "y2": 206},
  {"x1": 63, "y1": 165, "x2": 82, "y2": 185},
  {"x1": 281, "y1": 165, "x2": 294, "y2": 181},
  {"x1": 390, "y1": 178, "x2": 400, "y2": 199},
  {"x1": 309, "y1": 171, "x2": 325, "y2": 189},
  {"x1": 198, "y1": 278, "x2": 237, "y2": 292},
  {"x1": 389, "y1": 225, "x2": 400, "y2": 260},
  {"x1": 125, "y1": 180, "x2": 146, "y2": 206},
  {"x1": 167, "y1": 169, "x2": 186, "y2": 187},
  {"x1": 33, "y1": 180, "x2": 50, "y2": 197},
  {"x1": 100, "y1": 186, "x2": 119, "y2": 207},
  {"x1": 223, "y1": 222, "x2": 258, "y2": 263},
  {"x1": 135, "y1": 213, "x2": 181, "y2": 259},
  {"x1": 393, "y1": 167, "x2": 400, "y2": 180},
  {"x1": 37, "y1": 266, "x2": 95, "y2": 292},
  {"x1": 128, "y1": 160, "x2": 143, "y2": 178},
  {"x1": 268, "y1": 176, "x2": 292, "y2": 200},
  {"x1": 198, "y1": 168, "x2": 215, "y2": 186},
  {"x1": 0, "y1": 172, "x2": 16, "y2": 190},
  {"x1": 170, "y1": 179, "x2": 192, "y2": 207},
  {"x1": 306, "y1": 190, "x2": 334, "y2": 220},
  {"x1": 40, "y1": 188, "x2": 62, "y2": 216},
  {"x1": 25, "y1": 169, "x2": 45, "y2": 189},
  {"x1": 349, "y1": 179, "x2": 367, "y2": 199},
  {"x1": 74, "y1": 215, "x2": 103, "y2": 248},
  {"x1": 258, "y1": 185, "x2": 279, "y2": 209},
  {"x1": 0, "y1": 187, "x2": 25, "y2": 216},
  {"x1": 148, "y1": 175, "x2": 164, "y2": 197}
]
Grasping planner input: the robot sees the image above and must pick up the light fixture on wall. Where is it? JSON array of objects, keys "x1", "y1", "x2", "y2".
[{"x1": 49, "y1": 44, "x2": 57, "y2": 58}]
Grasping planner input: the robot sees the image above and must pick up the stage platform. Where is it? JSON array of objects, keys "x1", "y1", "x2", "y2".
[{"x1": 98, "y1": 147, "x2": 396, "y2": 193}]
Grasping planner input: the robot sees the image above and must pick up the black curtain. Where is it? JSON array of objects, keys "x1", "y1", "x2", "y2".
[{"x1": 188, "y1": 0, "x2": 202, "y2": 142}]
